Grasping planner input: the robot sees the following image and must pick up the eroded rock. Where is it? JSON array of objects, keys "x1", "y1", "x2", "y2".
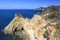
[{"x1": 4, "y1": 14, "x2": 57, "y2": 40}]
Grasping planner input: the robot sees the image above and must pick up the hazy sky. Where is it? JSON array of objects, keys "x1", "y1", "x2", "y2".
[{"x1": 0, "y1": 0, "x2": 60, "y2": 9}]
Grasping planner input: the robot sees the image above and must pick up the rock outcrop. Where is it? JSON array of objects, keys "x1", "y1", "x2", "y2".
[{"x1": 4, "y1": 14, "x2": 57, "y2": 40}]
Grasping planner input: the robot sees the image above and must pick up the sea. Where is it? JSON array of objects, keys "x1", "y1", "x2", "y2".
[{"x1": 0, "y1": 9, "x2": 42, "y2": 40}]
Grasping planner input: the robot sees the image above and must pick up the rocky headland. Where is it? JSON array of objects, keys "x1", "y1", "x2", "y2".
[{"x1": 4, "y1": 6, "x2": 60, "y2": 40}]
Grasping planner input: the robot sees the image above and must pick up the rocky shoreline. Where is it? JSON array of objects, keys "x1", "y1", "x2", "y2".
[{"x1": 4, "y1": 6, "x2": 60, "y2": 40}]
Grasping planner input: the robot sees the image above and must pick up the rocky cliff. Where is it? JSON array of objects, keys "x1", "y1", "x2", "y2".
[{"x1": 4, "y1": 13, "x2": 58, "y2": 40}]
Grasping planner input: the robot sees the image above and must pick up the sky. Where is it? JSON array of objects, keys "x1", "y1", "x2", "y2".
[{"x1": 0, "y1": 0, "x2": 60, "y2": 9}]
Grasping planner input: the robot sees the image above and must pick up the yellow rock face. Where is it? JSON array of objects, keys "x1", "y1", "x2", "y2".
[{"x1": 4, "y1": 14, "x2": 57, "y2": 40}]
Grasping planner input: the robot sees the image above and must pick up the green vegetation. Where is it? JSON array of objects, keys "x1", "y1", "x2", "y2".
[
  {"x1": 2, "y1": 34, "x2": 27, "y2": 40},
  {"x1": 2, "y1": 34, "x2": 15, "y2": 40},
  {"x1": 15, "y1": 13, "x2": 22, "y2": 17},
  {"x1": 47, "y1": 13, "x2": 56, "y2": 22},
  {"x1": 36, "y1": 12, "x2": 42, "y2": 15},
  {"x1": 47, "y1": 6, "x2": 59, "y2": 12}
]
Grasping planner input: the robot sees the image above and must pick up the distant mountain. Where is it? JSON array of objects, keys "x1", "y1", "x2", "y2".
[
  {"x1": 37, "y1": 6, "x2": 60, "y2": 12},
  {"x1": 37, "y1": 6, "x2": 60, "y2": 18},
  {"x1": 36, "y1": 7, "x2": 46, "y2": 11}
]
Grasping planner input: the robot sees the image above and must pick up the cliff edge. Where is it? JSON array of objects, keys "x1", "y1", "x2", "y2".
[{"x1": 4, "y1": 14, "x2": 57, "y2": 40}]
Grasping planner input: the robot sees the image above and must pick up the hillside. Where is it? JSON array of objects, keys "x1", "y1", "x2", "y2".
[
  {"x1": 36, "y1": 6, "x2": 60, "y2": 40},
  {"x1": 3, "y1": 6, "x2": 60, "y2": 40},
  {"x1": 4, "y1": 14, "x2": 57, "y2": 40}
]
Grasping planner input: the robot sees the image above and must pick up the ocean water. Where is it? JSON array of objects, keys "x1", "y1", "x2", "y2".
[{"x1": 0, "y1": 9, "x2": 42, "y2": 39}]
